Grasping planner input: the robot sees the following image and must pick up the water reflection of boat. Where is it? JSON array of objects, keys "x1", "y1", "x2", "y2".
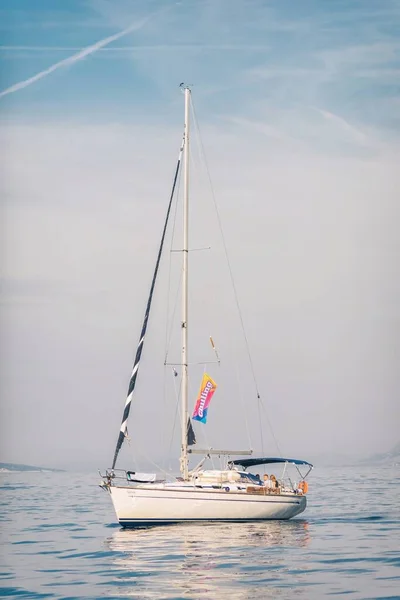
[{"x1": 105, "y1": 521, "x2": 310, "y2": 599}]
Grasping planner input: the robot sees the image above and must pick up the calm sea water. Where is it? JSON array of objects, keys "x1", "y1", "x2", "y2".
[{"x1": 0, "y1": 465, "x2": 399, "y2": 599}]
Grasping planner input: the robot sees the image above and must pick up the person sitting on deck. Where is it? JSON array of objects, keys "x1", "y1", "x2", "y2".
[
  {"x1": 270, "y1": 474, "x2": 280, "y2": 493},
  {"x1": 263, "y1": 474, "x2": 273, "y2": 490}
]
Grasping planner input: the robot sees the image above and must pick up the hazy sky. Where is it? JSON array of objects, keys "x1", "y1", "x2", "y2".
[{"x1": 1, "y1": 0, "x2": 399, "y2": 471}]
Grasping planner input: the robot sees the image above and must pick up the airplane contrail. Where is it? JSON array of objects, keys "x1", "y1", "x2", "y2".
[{"x1": 0, "y1": 19, "x2": 148, "y2": 99}]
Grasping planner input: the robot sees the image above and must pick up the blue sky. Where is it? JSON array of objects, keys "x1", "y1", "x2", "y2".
[
  {"x1": 1, "y1": 1, "x2": 399, "y2": 469},
  {"x1": 1, "y1": 0, "x2": 399, "y2": 133}
]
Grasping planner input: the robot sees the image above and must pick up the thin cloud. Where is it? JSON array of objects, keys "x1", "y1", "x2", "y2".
[
  {"x1": 313, "y1": 107, "x2": 368, "y2": 144},
  {"x1": 0, "y1": 44, "x2": 273, "y2": 52},
  {"x1": 226, "y1": 115, "x2": 300, "y2": 146},
  {"x1": 0, "y1": 17, "x2": 152, "y2": 99}
]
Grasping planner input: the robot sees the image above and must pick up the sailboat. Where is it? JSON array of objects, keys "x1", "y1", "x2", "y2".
[{"x1": 100, "y1": 85, "x2": 313, "y2": 526}]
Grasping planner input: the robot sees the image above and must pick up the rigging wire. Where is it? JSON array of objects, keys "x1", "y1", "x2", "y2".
[
  {"x1": 164, "y1": 158, "x2": 183, "y2": 366},
  {"x1": 129, "y1": 436, "x2": 171, "y2": 478},
  {"x1": 162, "y1": 153, "x2": 183, "y2": 472},
  {"x1": 190, "y1": 96, "x2": 282, "y2": 457},
  {"x1": 111, "y1": 133, "x2": 184, "y2": 470},
  {"x1": 189, "y1": 103, "x2": 253, "y2": 455},
  {"x1": 233, "y1": 352, "x2": 253, "y2": 452},
  {"x1": 164, "y1": 274, "x2": 183, "y2": 365}
]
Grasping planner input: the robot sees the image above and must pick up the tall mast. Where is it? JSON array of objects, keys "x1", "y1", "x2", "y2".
[{"x1": 180, "y1": 85, "x2": 190, "y2": 480}]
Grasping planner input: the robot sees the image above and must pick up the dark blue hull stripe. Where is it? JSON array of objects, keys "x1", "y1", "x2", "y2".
[{"x1": 119, "y1": 517, "x2": 299, "y2": 526}]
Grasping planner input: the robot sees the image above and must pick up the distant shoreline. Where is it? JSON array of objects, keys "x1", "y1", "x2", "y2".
[{"x1": 0, "y1": 462, "x2": 65, "y2": 473}]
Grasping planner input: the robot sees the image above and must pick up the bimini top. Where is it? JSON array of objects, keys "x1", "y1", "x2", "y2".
[{"x1": 229, "y1": 457, "x2": 313, "y2": 469}]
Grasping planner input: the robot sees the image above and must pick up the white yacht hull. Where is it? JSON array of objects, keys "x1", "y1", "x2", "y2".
[{"x1": 109, "y1": 485, "x2": 306, "y2": 526}]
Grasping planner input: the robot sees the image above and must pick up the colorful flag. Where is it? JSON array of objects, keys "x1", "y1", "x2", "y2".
[{"x1": 192, "y1": 373, "x2": 217, "y2": 424}]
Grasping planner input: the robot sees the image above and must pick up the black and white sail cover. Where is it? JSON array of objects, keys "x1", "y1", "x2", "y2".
[{"x1": 111, "y1": 139, "x2": 184, "y2": 470}]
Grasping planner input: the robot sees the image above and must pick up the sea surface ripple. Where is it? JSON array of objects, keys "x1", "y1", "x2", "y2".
[{"x1": 0, "y1": 465, "x2": 399, "y2": 599}]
